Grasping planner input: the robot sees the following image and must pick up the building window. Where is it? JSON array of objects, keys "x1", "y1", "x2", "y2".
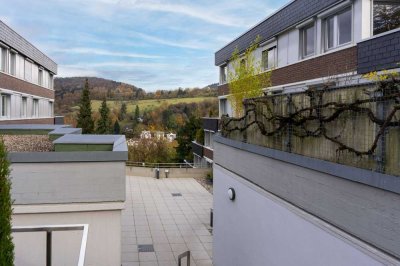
[
  {"x1": 38, "y1": 69, "x2": 43, "y2": 86},
  {"x1": 1, "y1": 94, "x2": 10, "y2": 118},
  {"x1": 24, "y1": 59, "x2": 32, "y2": 82},
  {"x1": 49, "y1": 101, "x2": 53, "y2": 117},
  {"x1": 0, "y1": 47, "x2": 7, "y2": 72},
  {"x1": 21, "y1": 97, "x2": 27, "y2": 117},
  {"x1": 49, "y1": 74, "x2": 54, "y2": 89},
  {"x1": 204, "y1": 130, "x2": 211, "y2": 147},
  {"x1": 220, "y1": 65, "x2": 227, "y2": 84},
  {"x1": 262, "y1": 46, "x2": 277, "y2": 70},
  {"x1": 373, "y1": 1, "x2": 400, "y2": 35},
  {"x1": 32, "y1": 99, "x2": 39, "y2": 117},
  {"x1": 10, "y1": 52, "x2": 16, "y2": 76},
  {"x1": 301, "y1": 24, "x2": 315, "y2": 58},
  {"x1": 220, "y1": 98, "x2": 227, "y2": 116},
  {"x1": 325, "y1": 8, "x2": 352, "y2": 50}
]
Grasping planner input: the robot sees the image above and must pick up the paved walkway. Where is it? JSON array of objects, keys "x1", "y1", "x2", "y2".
[{"x1": 122, "y1": 176, "x2": 213, "y2": 266}]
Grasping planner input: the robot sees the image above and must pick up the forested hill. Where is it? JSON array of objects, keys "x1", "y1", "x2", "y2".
[
  {"x1": 54, "y1": 77, "x2": 218, "y2": 113},
  {"x1": 54, "y1": 77, "x2": 145, "y2": 102}
]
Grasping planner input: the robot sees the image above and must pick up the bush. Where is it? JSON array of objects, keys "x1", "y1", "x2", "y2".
[
  {"x1": 206, "y1": 171, "x2": 213, "y2": 183},
  {"x1": 0, "y1": 138, "x2": 14, "y2": 265}
]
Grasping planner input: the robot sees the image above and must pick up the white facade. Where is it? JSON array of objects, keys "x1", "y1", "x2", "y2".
[{"x1": 213, "y1": 164, "x2": 399, "y2": 266}]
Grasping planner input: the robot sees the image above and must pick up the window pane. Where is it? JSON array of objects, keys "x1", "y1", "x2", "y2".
[
  {"x1": 0, "y1": 48, "x2": 6, "y2": 72},
  {"x1": 326, "y1": 17, "x2": 335, "y2": 49},
  {"x1": 338, "y1": 9, "x2": 352, "y2": 45},
  {"x1": 304, "y1": 25, "x2": 315, "y2": 56},
  {"x1": 10, "y1": 53, "x2": 16, "y2": 75},
  {"x1": 374, "y1": 1, "x2": 400, "y2": 35},
  {"x1": 267, "y1": 47, "x2": 275, "y2": 69},
  {"x1": 262, "y1": 50, "x2": 268, "y2": 69}
]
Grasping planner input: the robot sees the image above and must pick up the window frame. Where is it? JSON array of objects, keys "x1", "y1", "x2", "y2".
[
  {"x1": 262, "y1": 45, "x2": 277, "y2": 71},
  {"x1": 300, "y1": 23, "x2": 316, "y2": 59},
  {"x1": 32, "y1": 98, "x2": 39, "y2": 117},
  {"x1": 0, "y1": 46, "x2": 7, "y2": 73},
  {"x1": 21, "y1": 96, "x2": 27, "y2": 118},
  {"x1": 38, "y1": 68, "x2": 43, "y2": 86},
  {"x1": 324, "y1": 7, "x2": 353, "y2": 51},
  {"x1": 0, "y1": 94, "x2": 10, "y2": 118}
]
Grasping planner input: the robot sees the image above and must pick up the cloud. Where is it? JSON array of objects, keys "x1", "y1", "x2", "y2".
[{"x1": 52, "y1": 47, "x2": 163, "y2": 59}]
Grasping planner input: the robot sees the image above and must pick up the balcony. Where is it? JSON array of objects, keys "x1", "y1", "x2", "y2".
[
  {"x1": 202, "y1": 117, "x2": 220, "y2": 132},
  {"x1": 191, "y1": 141, "x2": 204, "y2": 157}
]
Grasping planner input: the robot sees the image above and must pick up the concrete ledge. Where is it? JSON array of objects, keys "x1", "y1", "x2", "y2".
[
  {"x1": 214, "y1": 134, "x2": 400, "y2": 195},
  {"x1": 8, "y1": 150, "x2": 128, "y2": 163},
  {"x1": 13, "y1": 202, "x2": 125, "y2": 214}
]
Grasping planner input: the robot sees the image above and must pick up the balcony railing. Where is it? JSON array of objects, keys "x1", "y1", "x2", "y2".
[
  {"x1": 202, "y1": 117, "x2": 220, "y2": 132},
  {"x1": 191, "y1": 141, "x2": 204, "y2": 157},
  {"x1": 12, "y1": 224, "x2": 89, "y2": 266},
  {"x1": 221, "y1": 81, "x2": 400, "y2": 176}
]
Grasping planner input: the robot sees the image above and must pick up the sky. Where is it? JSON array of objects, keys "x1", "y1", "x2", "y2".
[{"x1": 0, "y1": 0, "x2": 288, "y2": 91}]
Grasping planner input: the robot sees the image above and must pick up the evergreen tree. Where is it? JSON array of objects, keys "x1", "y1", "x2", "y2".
[
  {"x1": 134, "y1": 105, "x2": 140, "y2": 122},
  {"x1": 96, "y1": 98, "x2": 112, "y2": 134},
  {"x1": 114, "y1": 120, "x2": 121, "y2": 134},
  {"x1": 119, "y1": 102, "x2": 127, "y2": 121},
  {"x1": 175, "y1": 116, "x2": 201, "y2": 162},
  {"x1": 0, "y1": 138, "x2": 14, "y2": 265},
  {"x1": 77, "y1": 79, "x2": 94, "y2": 134}
]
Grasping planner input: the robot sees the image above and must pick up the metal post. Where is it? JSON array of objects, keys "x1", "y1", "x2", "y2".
[
  {"x1": 210, "y1": 208, "x2": 213, "y2": 228},
  {"x1": 286, "y1": 94, "x2": 293, "y2": 153},
  {"x1": 178, "y1": 251, "x2": 191, "y2": 266},
  {"x1": 46, "y1": 231, "x2": 52, "y2": 266},
  {"x1": 375, "y1": 91, "x2": 386, "y2": 173}
]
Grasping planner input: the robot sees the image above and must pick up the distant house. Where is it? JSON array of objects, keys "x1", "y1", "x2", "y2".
[
  {"x1": 140, "y1": 130, "x2": 152, "y2": 139},
  {"x1": 166, "y1": 133, "x2": 176, "y2": 142},
  {"x1": 154, "y1": 131, "x2": 165, "y2": 140}
]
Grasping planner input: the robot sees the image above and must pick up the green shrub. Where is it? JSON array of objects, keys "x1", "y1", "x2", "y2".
[
  {"x1": 206, "y1": 171, "x2": 213, "y2": 183},
  {"x1": 0, "y1": 138, "x2": 14, "y2": 265}
]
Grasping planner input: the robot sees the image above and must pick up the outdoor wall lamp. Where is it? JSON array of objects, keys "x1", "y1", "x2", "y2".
[{"x1": 228, "y1": 188, "x2": 235, "y2": 201}]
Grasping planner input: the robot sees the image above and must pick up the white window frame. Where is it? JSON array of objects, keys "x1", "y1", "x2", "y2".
[
  {"x1": 0, "y1": 46, "x2": 8, "y2": 73},
  {"x1": 21, "y1": 96, "x2": 27, "y2": 118},
  {"x1": 24, "y1": 59, "x2": 32, "y2": 82},
  {"x1": 32, "y1": 98, "x2": 39, "y2": 117},
  {"x1": 300, "y1": 23, "x2": 316, "y2": 59},
  {"x1": 38, "y1": 68, "x2": 43, "y2": 86},
  {"x1": 324, "y1": 7, "x2": 353, "y2": 51},
  {"x1": 220, "y1": 65, "x2": 227, "y2": 84},
  {"x1": 48, "y1": 101, "x2": 53, "y2": 117},
  {"x1": 0, "y1": 94, "x2": 11, "y2": 118},
  {"x1": 9, "y1": 50, "x2": 17, "y2": 76},
  {"x1": 262, "y1": 45, "x2": 277, "y2": 71}
]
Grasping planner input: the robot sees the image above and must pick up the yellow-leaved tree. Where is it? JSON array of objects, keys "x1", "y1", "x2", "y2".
[{"x1": 228, "y1": 36, "x2": 272, "y2": 116}]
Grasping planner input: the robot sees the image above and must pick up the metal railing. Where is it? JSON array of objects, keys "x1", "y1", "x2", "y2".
[
  {"x1": 126, "y1": 161, "x2": 205, "y2": 168},
  {"x1": 12, "y1": 224, "x2": 89, "y2": 266},
  {"x1": 178, "y1": 251, "x2": 191, "y2": 266}
]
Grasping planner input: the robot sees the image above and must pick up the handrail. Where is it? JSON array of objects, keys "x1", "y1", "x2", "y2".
[
  {"x1": 178, "y1": 250, "x2": 191, "y2": 266},
  {"x1": 126, "y1": 161, "x2": 205, "y2": 168},
  {"x1": 12, "y1": 224, "x2": 89, "y2": 266}
]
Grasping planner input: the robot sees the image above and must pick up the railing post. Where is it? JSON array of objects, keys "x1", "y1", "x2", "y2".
[
  {"x1": 46, "y1": 230, "x2": 52, "y2": 266},
  {"x1": 285, "y1": 94, "x2": 293, "y2": 153},
  {"x1": 374, "y1": 91, "x2": 387, "y2": 173}
]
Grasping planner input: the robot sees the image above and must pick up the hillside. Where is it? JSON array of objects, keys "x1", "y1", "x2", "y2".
[{"x1": 55, "y1": 77, "x2": 218, "y2": 115}]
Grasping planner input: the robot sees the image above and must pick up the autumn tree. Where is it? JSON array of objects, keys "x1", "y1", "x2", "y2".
[
  {"x1": 96, "y1": 98, "x2": 112, "y2": 134},
  {"x1": 77, "y1": 79, "x2": 94, "y2": 133},
  {"x1": 0, "y1": 138, "x2": 14, "y2": 265},
  {"x1": 228, "y1": 36, "x2": 272, "y2": 116}
]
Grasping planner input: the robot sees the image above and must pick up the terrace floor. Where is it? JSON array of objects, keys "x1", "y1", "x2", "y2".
[{"x1": 122, "y1": 175, "x2": 213, "y2": 266}]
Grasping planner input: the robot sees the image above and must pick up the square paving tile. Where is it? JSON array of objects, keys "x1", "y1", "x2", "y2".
[{"x1": 123, "y1": 176, "x2": 213, "y2": 266}]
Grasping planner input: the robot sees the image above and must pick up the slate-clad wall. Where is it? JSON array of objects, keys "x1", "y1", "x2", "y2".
[
  {"x1": 358, "y1": 30, "x2": 400, "y2": 74},
  {"x1": 215, "y1": 0, "x2": 343, "y2": 66},
  {"x1": 0, "y1": 20, "x2": 57, "y2": 74}
]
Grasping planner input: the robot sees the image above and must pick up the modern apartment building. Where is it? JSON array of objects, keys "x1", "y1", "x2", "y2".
[
  {"x1": 216, "y1": 0, "x2": 400, "y2": 116},
  {"x1": 0, "y1": 20, "x2": 56, "y2": 124},
  {"x1": 213, "y1": 0, "x2": 400, "y2": 265}
]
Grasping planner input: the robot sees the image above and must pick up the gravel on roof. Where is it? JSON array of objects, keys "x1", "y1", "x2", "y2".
[{"x1": 3, "y1": 135, "x2": 54, "y2": 152}]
